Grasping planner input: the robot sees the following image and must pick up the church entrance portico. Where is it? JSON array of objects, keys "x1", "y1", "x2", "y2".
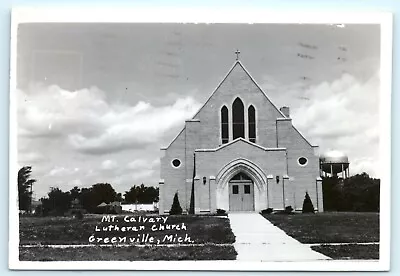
[{"x1": 215, "y1": 158, "x2": 267, "y2": 212}]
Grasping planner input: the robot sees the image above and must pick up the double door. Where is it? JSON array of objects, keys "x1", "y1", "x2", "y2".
[{"x1": 229, "y1": 181, "x2": 254, "y2": 211}]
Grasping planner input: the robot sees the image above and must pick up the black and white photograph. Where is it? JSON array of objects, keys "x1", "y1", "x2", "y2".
[{"x1": 9, "y1": 8, "x2": 392, "y2": 271}]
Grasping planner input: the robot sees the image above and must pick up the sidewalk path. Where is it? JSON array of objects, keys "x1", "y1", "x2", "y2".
[{"x1": 228, "y1": 213, "x2": 331, "y2": 261}]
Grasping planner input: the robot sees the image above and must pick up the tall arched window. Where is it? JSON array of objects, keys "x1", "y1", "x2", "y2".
[
  {"x1": 248, "y1": 105, "x2": 256, "y2": 143},
  {"x1": 221, "y1": 106, "x2": 229, "y2": 144},
  {"x1": 232, "y1": 98, "x2": 245, "y2": 139}
]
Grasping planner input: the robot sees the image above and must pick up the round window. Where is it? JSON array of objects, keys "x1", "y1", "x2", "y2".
[
  {"x1": 298, "y1": 157, "x2": 308, "y2": 166},
  {"x1": 172, "y1": 159, "x2": 181, "y2": 168}
]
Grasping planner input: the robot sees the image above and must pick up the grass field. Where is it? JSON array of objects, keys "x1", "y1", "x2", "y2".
[
  {"x1": 20, "y1": 214, "x2": 235, "y2": 245},
  {"x1": 262, "y1": 212, "x2": 379, "y2": 243},
  {"x1": 20, "y1": 245, "x2": 237, "y2": 261},
  {"x1": 20, "y1": 212, "x2": 380, "y2": 261},
  {"x1": 311, "y1": 244, "x2": 379, "y2": 260},
  {"x1": 262, "y1": 212, "x2": 379, "y2": 260},
  {"x1": 19, "y1": 214, "x2": 237, "y2": 261}
]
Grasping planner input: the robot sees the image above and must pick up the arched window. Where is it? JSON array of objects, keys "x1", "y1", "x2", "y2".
[
  {"x1": 232, "y1": 98, "x2": 245, "y2": 139},
  {"x1": 248, "y1": 105, "x2": 256, "y2": 143},
  {"x1": 221, "y1": 106, "x2": 229, "y2": 144}
]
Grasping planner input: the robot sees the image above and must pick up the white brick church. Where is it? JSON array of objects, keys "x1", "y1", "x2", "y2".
[{"x1": 159, "y1": 55, "x2": 323, "y2": 214}]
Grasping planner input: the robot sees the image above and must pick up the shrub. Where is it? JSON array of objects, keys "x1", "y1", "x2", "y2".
[
  {"x1": 169, "y1": 192, "x2": 183, "y2": 215},
  {"x1": 302, "y1": 192, "x2": 315, "y2": 213},
  {"x1": 261, "y1": 208, "x2": 274, "y2": 214},
  {"x1": 275, "y1": 206, "x2": 294, "y2": 215},
  {"x1": 216, "y1": 209, "x2": 226, "y2": 215},
  {"x1": 285, "y1": 206, "x2": 294, "y2": 214}
]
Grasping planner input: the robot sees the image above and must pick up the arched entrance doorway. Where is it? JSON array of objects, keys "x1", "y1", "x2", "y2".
[
  {"x1": 216, "y1": 158, "x2": 267, "y2": 212},
  {"x1": 228, "y1": 172, "x2": 255, "y2": 211}
]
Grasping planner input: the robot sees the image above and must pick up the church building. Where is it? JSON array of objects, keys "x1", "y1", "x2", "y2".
[{"x1": 159, "y1": 54, "x2": 323, "y2": 214}]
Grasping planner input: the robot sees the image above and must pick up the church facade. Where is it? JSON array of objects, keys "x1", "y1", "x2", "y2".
[{"x1": 159, "y1": 58, "x2": 323, "y2": 214}]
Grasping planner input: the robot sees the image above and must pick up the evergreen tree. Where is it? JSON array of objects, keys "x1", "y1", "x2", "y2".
[
  {"x1": 169, "y1": 192, "x2": 182, "y2": 215},
  {"x1": 189, "y1": 154, "x2": 196, "y2": 214},
  {"x1": 302, "y1": 192, "x2": 315, "y2": 213}
]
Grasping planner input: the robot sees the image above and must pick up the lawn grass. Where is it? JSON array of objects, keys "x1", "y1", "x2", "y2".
[
  {"x1": 19, "y1": 245, "x2": 237, "y2": 261},
  {"x1": 20, "y1": 214, "x2": 235, "y2": 245},
  {"x1": 262, "y1": 212, "x2": 379, "y2": 243},
  {"x1": 19, "y1": 214, "x2": 237, "y2": 261},
  {"x1": 311, "y1": 244, "x2": 379, "y2": 260}
]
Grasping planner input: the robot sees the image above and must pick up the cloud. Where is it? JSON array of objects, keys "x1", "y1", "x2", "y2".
[
  {"x1": 69, "y1": 97, "x2": 201, "y2": 154},
  {"x1": 150, "y1": 158, "x2": 160, "y2": 168},
  {"x1": 68, "y1": 179, "x2": 83, "y2": 187},
  {"x1": 48, "y1": 166, "x2": 68, "y2": 176},
  {"x1": 127, "y1": 159, "x2": 148, "y2": 170},
  {"x1": 18, "y1": 85, "x2": 202, "y2": 155},
  {"x1": 47, "y1": 166, "x2": 79, "y2": 177},
  {"x1": 18, "y1": 152, "x2": 45, "y2": 164},
  {"x1": 101, "y1": 160, "x2": 118, "y2": 170},
  {"x1": 289, "y1": 72, "x2": 380, "y2": 177},
  {"x1": 130, "y1": 169, "x2": 155, "y2": 181},
  {"x1": 127, "y1": 158, "x2": 160, "y2": 170},
  {"x1": 17, "y1": 85, "x2": 105, "y2": 138}
]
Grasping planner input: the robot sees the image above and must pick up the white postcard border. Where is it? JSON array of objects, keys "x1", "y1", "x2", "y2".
[{"x1": 9, "y1": 7, "x2": 393, "y2": 271}]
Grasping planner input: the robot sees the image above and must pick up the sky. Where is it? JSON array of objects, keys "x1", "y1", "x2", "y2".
[{"x1": 15, "y1": 23, "x2": 381, "y2": 199}]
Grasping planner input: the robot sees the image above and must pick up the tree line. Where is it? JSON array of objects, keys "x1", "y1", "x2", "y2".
[
  {"x1": 19, "y1": 166, "x2": 380, "y2": 215},
  {"x1": 322, "y1": 172, "x2": 380, "y2": 212},
  {"x1": 18, "y1": 166, "x2": 159, "y2": 215}
]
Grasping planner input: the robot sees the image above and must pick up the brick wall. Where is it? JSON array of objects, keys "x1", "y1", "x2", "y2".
[{"x1": 277, "y1": 119, "x2": 322, "y2": 211}]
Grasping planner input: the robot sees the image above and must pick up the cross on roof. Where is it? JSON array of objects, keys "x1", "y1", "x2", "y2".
[{"x1": 235, "y1": 49, "x2": 241, "y2": 60}]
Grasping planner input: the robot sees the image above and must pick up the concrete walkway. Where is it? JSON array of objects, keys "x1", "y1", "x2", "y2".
[{"x1": 228, "y1": 213, "x2": 331, "y2": 261}]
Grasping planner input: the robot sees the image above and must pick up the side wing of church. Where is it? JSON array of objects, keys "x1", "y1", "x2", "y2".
[{"x1": 159, "y1": 59, "x2": 323, "y2": 214}]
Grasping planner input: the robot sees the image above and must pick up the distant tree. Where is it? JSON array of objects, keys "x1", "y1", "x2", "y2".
[
  {"x1": 124, "y1": 184, "x2": 159, "y2": 204},
  {"x1": 18, "y1": 166, "x2": 36, "y2": 212},
  {"x1": 148, "y1": 187, "x2": 160, "y2": 202},
  {"x1": 34, "y1": 203, "x2": 43, "y2": 216},
  {"x1": 124, "y1": 186, "x2": 138, "y2": 203},
  {"x1": 41, "y1": 187, "x2": 72, "y2": 216},
  {"x1": 79, "y1": 187, "x2": 94, "y2": 212},
  {"x1": 302, "y1": 192, "x2": 315, "y2": 213},
  {"x1": 39, "y1": 197, "x2": 48, "y2": 215},
  {"x1": 169, "y1": 192, "x2": 182, "y2": 215},
  {"x1": 69, "y1": 186, "x2": 81, "y2": 201},
  {"x1": 116, "y1": 193, "x2": 123, "y2": 202},
  {"x1": 90, "y1": 183, "x2": 117, "y2": 206},
  {"x1": 322, "y1": 172, "x2": 380, "y2": 212},
  {"x1": 38, "y1": 183, "x2": 122, "y2": 215},
  {"x1": 321, "y1": 176, "x2": 341, "y2": 211}
]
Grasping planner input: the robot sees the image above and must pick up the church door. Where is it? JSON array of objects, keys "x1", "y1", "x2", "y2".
[{"x1": 228, "y1": 173, "x2": 255, "y2": 211}]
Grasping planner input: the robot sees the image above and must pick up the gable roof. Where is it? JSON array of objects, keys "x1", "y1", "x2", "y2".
[
  {"x1": 191, "y1": 60, "x2": 287, "y2": 119},
  {"x1": 162, "y1": 59, "x2": 315, "y2": 149}
]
